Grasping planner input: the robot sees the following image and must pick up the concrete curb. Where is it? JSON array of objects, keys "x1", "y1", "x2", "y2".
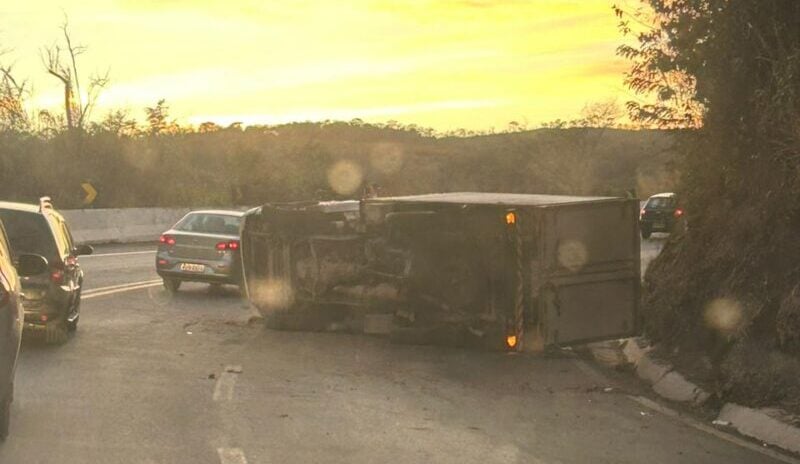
[
  {"x1": 590, "y1": 337, "x2": 800, "y2": 455},
  {"x1": 652, "y1": 371, "x2": 711, "y2": 405},
  {"x1": 635, "y1": 352, "x2": 671, "y2": 385},
  {"x1": 590, "y1": 338, "x2": 711, "y2": 406},
  {"x1": 718, "y1": 404, "x2": 800, "y2": 455}
]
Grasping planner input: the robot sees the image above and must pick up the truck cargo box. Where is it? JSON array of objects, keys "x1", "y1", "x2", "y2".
[{"x1": 241, "y1": 193, "x2": 641, "y2": 350}]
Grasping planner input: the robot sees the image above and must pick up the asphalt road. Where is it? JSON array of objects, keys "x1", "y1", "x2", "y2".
[{"x1": 0, "y1": 241, "x2": 792, "y2": 464}]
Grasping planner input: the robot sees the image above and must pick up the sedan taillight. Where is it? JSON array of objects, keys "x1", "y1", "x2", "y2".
[
  {"x1": 159, "y1": 235, "x2": 176, "y2": 246},
  {"x1": 216, "y1": 240, "x2": 240, "y2": 251}
]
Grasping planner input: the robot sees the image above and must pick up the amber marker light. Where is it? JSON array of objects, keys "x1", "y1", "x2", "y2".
[{"x1": 506, "y1": 335, "x2": 518, "y2": 349}]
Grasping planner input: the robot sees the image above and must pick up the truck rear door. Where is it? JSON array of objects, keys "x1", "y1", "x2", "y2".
[{"x1": 538, "y1": 200, "x2": 640, "y2": 345}]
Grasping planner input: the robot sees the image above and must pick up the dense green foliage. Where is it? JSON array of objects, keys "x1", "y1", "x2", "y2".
[{"x1": 622, "y1": 0, "x2": 800, "y2": 407}]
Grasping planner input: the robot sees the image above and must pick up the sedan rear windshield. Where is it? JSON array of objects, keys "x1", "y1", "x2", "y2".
[
  {"x1": 0, "y1": 209, "x2": 57, "y2": 259},
  {"x1": 645, "y1": 197, "x2": 675, "y2": 209},
  {"x1": 174, "y1": 213, "x2": 241, "y2": 235}
]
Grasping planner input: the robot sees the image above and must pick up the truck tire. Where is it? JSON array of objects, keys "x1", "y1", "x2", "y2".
[{"x1": 641, "y1": 227, "x2": 652, "y2": 239}]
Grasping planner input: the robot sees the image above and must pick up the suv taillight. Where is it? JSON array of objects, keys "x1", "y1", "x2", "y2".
[
  {"x1": 674, "y1": 208, "x2": 684, "y2": 218},
  {"x1": 159, "y1": 235, "x2": 176, "y2": 246},
  {"x1": 50, "y1": 262, "x2": 65, "y2": 284}
]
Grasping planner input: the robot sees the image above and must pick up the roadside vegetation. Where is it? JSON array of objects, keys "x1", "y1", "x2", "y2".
[
  {"x1": 0, "y1": 115, "x2": 680, "y2": 209},
  {"x1": 619, "y1": 0, "x2": 800, "y2": 411}
]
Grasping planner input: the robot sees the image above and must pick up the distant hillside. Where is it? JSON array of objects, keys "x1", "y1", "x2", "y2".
[{"x1": 0, "y1": 122, "x2": 681, "y2": 208}]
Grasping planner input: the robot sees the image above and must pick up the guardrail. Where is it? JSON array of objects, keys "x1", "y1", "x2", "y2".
[{"x1": 61, "y1": 207, "x2": 197, "y2": 244}]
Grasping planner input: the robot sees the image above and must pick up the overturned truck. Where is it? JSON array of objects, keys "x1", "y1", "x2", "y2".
[{"x1": 241, "y1": 193, "x2": 641, "y2": 351}]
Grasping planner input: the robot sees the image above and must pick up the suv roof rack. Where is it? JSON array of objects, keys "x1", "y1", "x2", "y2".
[{"x1": 39, "y1": 196, "x2": 53, "y2": 212}]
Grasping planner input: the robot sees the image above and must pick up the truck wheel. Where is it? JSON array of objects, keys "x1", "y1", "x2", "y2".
[
  {"x1": 163, "y1": 278, "x2": 182, "y2": 293},
  {"x1": 0, "y1": 390, "x2": 9, "y2": 441},
  {"x1": 641, "y1": 228, "x2": 652, "y2": 239},
  {"x1": 45, "y1": 320, "x2": 69, "y2": 345}
]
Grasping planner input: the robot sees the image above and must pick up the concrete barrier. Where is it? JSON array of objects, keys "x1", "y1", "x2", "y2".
[{"x1": 62, "y1": 207, "x2": 196, "y2": 244}]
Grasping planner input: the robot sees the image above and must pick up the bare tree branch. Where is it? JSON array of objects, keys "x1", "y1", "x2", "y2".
[{"x1": 40, "y1": 16, "x2": 110, "y2": 133}]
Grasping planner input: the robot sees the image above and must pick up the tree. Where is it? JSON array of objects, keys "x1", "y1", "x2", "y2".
[
  {"x1": 618, "y1": 0, "x2": 800, "y2": 406},
  {"x1": 198, "y1": 121, "x2": 221, "y2": 133},
  {"x1": 0, "y1": 61, "x2": 30, "y2": 132},
  {"x1": 95, "y1": 109, "x2": 139, "y2": 137},
  {"x1": 145, "y1": 99, "x2": 179, "y2": 135},
  {"x1": 41, "y1": 18, "x2": 109, "y2": 133},
  {"x1": 614, "y1": 3, "x2": 705, "y2": 129}
]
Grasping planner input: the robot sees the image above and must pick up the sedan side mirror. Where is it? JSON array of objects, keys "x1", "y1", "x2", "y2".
[
  {"x1": 16, "y1": 254, "x2": 48, "y2": 277},
  {"x1": 74, "y1": 244, "x2": 94, "y2": 256}
]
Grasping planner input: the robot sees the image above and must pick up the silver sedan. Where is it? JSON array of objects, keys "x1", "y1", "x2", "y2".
[{"x1": 155, "y1": 210, "x2": 244, "y2": 292}]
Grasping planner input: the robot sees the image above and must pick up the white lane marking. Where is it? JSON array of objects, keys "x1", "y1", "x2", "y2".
[
  {"x1": 217, "y1": 448, "x2": 248, "y2": 464},
  {"x1": 629, "y1": 395, "x2": 800, "y2": 464},
  {"x1": 83, "y1": 281, "x2": 162, "y2": 299},
  {"x1": 213, "y1": 365, "x2": 242, "y2": 401},
  {"x1": 81, "y1": 250, "x2": 156, "y2": 258},
  {"x1": 83, "y1": 279, "x2": 162, "y2": 295}
]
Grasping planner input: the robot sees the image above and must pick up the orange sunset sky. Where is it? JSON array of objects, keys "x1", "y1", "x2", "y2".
[{"x1": 2, "y1": 0, "x2": 635, "y2": 131}]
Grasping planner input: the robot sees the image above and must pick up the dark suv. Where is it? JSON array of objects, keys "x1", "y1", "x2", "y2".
[
  {"x1": 639, "y1": 192, "x2": 684, "y2": 238},
  {"x1": 0, "y1": 198, "x2": 93, "y2": 344},
  {"x1": 0, "y1": 219, "x2": 48, "y2": 439}
]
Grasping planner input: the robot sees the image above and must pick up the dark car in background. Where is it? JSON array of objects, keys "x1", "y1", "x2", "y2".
[
  {"x1": 0, "y1": 219, "x2": 48, "y2": 439},
  {"x1": 639, "y1": 192, "x2": 684, "y2": 238},
  {"x1": 156, "y1": 210, "x2": 244, "y2": 292},
  {"x1": 0, "y1": 198, "x2": 93, "y2": 344}
]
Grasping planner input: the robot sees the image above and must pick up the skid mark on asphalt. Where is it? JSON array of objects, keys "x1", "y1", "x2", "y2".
[
  {"x1": 217, "y1": 448, "x2": 248, "y2": 464},
  {"x1": 213, "y1": 365, "x2": 242, "y2": 401}
]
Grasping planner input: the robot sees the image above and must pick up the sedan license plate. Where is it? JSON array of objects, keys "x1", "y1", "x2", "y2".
[
  {"x1": 180, "y1": 263, "x2": 205, "y2": 273},
  {"x1": 653, "y1": 221, "x2": 665, "y2": 228}
]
